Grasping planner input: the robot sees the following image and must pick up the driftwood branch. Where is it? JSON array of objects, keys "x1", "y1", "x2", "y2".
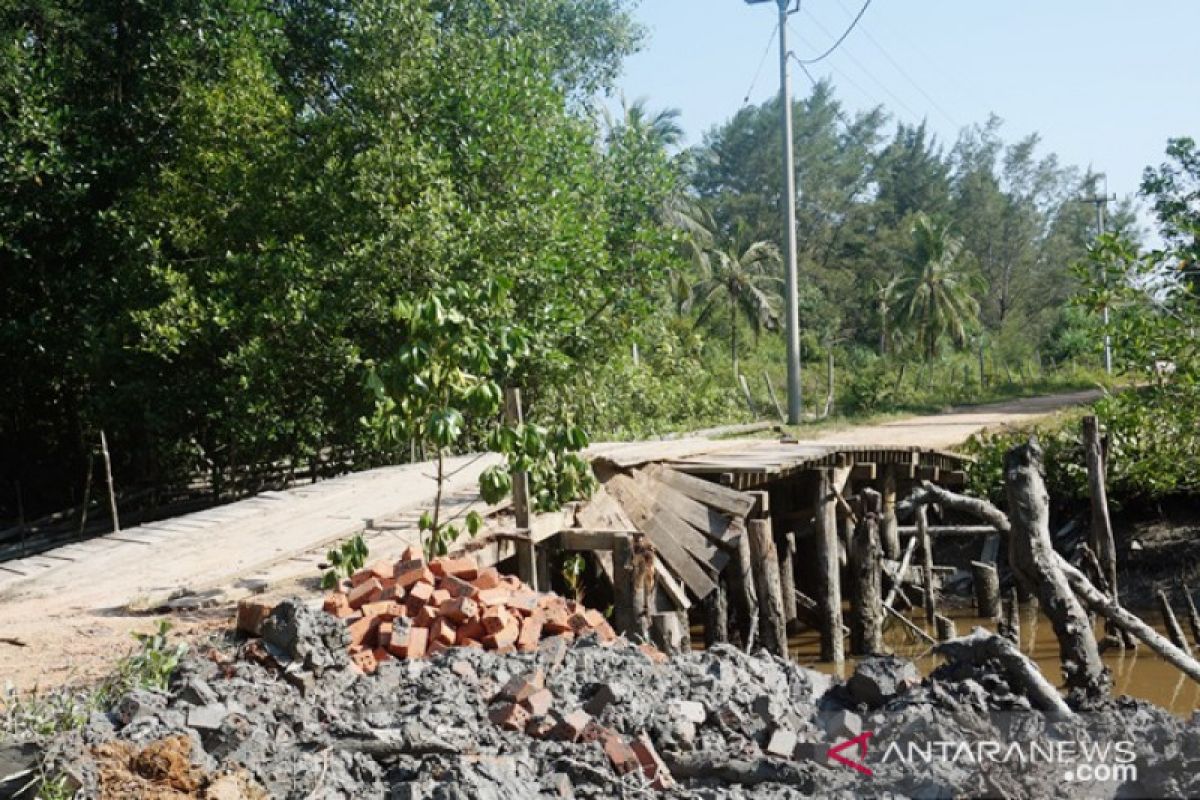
[{"x1": 937, "y1": 628, "x2": 1074, "y2": 717}]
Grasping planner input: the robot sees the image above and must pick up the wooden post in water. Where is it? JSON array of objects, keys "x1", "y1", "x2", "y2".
[
  {"x1": 1158, "y1": 590, "x2": 1192, "y2": 656},
  {"x1": 934, "y1": 614, "x2": 957, "y2": 641},
  {"x1": 971, "y1": 561, "x2": 1002, "y2": 618},
  {"x1": 747, "y1": 491, "x2": 787, "y2": 657},
  {"x1": 1083, "y1": 415, "x2": 1126, "y2": 646},
  {"x1": 849, "y1": 489, "x2": 883, "y2": 655},
  {"x1": 778, "y1": 530, "x2": 798, "y2": 627},
  {"x1": 917, "y1": 506, "x2": 936, "y2": 625},
  {"x1": 880, "y1": 465, "x2": 900, "y2": 559},
  {"x1": 1183, "y1": 584, "x2": 1200, "y2": 649},
  {"x1": 814, "y1": 469, "x2": 844, "y2": 664},
  {"x1": 703, "y1": 578, "x2": 729, "y2": 647},
  {"x1": 1000, "y1": 586, "x2": 1021, "y2": 645}
]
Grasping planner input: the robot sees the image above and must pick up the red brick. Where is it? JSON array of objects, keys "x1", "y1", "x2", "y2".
[
  {"x1": 350, "y1": 568, "x2": 376, "y2": 587},
  {"x1": 580, "y1": 720, "x2": 606, "y2": 744},
  {"x1": 396, "y1": 562, "x2": 435, "y2": 589},
  {"x1": 377, "y1": 621, "x2": 393, "y2": 647},
  {"x1": 439, "y1": 596, "x2": 478, "y2": 623},
  {"x1": 359, "y1": 600, "x2": 393, "y2": 618},
  {"x1": 407, "y1": 580, "x2": 434, "y2": 604},
  {"x1": 368, "y1": 560, "x2": 396, "y2": 581},
  {"x1": 430, "y1": 588, "x2": 451, "y2": 607},
  {"x1": 387, "y1": 625, "x2": 427, "y2": 659},
  {"x1": 438, "y1": 575, "x2": 478, "y2": 599},
  {"x1": 350, "y1": 649, "x2": 378, "y2": 675},
  {"x1": 603, "y1": 731, "x2": 639, "y2": 776},
  {"x1": 460, "y1": 638, "x2": 483, "y2": 649},
  {"x1": 413, "y1": 605, "x2": 438, "y2": 628},
  {"x1": 543, "y1": 607, "x2": 572, "y2": 634},
  {"x1": 472, "y1": 567, "x2": 502, "y2": 590},
  {"x1": 497, "y1": 669, "x2": 544, "y2": 703},
  {"x1": 631, "y1": 733, "x2": 676, "y2": 790},
  {"x1": 236, "y1": 599, "x2": 274, "y2": 637},
  {"x1": 526, "y1": 717, "x2": 556, "y2": 739},
  {"x1": 400, "y1": 544, "x2": 424, "y2": 562},
  {"x1": 348, "y1": 578, "x2": 384, "y2": 610},
  {"x1": 566, "y1": 611, "x2": 590, "y2": 634},
  {"x1": 476, "y1": 588, "x2": 511, "y2": 608},
  {"x1": 427, "y1": 640, "x2": 451, "y2": 656},
  {"x1": 379, "y1": 584, "x2": 406, "y2": 603},
  {"x1": 521, "y1": 687, "x2": 553, "y2": 718},
  {"x1": 482, "y1": 606, "x2": 513, "y2": 634},
  {"x1": 322, "y1": 593, "x2": 352, "y2": 618},
  {"x1": 501, "y1": 574, "x2": 522, "y2": 588},
  {"x1": 516, "y1": 616, "x2": 544, "y2": 653},
  {"x1": 456, "y1": 618, "x2": 485, "y2": 644},
  {"x1": 549, "y1": 709, "x2": 592, "y2": 742},
  {"x1": 347, "y1": 615, "x2": 381, "y2": 649},
  {"x1": 430, "y1": 617, "x2": 457, "y2": 647},
  {"x1": 488, "y1": 702, "x2": 530, "y2": 732},
  {"x1": 507, "y1": 592, "x2": 540, "y2": 614},
  {"x1": 437, "y1": 556, "x2": 479, "y2": 581},
  {"x1": 583, "y1": 608, "x2": 606, "y2": 629}
]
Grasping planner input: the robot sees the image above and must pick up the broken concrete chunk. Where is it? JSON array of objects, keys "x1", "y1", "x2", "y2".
[
  {"x1": 764, "y1": 727, "x2": 798, "y2": 759},
  {"x1": 847, "y1": 655, "x2": 921, "y2": 709},
  {"x1": 186, "y1": 703, "x2": 227, "y2": 731},
  {"x1": 823, "y1": 709, "x2": 862, "y2": 740}
]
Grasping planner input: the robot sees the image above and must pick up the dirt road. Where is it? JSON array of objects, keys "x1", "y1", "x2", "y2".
[{"x1": 0, "y1": 389, "x2": 1099, "y2": 693}]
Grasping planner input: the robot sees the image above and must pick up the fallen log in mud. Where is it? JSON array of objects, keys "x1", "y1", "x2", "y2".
[{"x1": 936, "y1": 628, "x2": 1074, "y2": 717}]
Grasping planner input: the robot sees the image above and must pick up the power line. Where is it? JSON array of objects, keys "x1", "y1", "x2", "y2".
[
  {"x1": 788, "y1": 19, "x2": 924, "y2": 123},
  {"x1": 795, "y1": 0, "x2": 872, "y2": 64},
  {"x1": 829, "y1": 0, "x2": 959, "y2": 129},
  {"x1": 743, "y1": 21, "x2": 780, "y2": 105}
]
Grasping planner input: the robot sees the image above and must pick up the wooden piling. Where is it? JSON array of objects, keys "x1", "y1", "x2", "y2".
[
  {"x1": 703, "y1": 579, "x2": 729, "y2": 647},
  {"x1": 881, "y1": 465, "x2": 900, "y2": 559},
  {"x1": 850, "y1": 489, "x2": 884, "y2": 655},
  {"x1": 613, "y1": 534, "x2": 653, "y2": 642},
  {"x1": 934, "y1": 614, "x2": 957, "y2": 641},
  {"x1": 1083, "y1": 415, "x2": 1125, "y2": 645},
  {"x1": 814, "y1": 469, "x2": 844, "y2": 664},
  {"x1": 971, "y1": 561, "x2": 1001, "y2": 618},
  {"x1": 778, "y1": 530, "x2": 798, "y2": 626},
  {"x1": 651, "y1": 612, "x2": 688, "y2": 655},
  {"x1": 1158, "y1": 590, "x2": 1192, "y2": 656},
  {"x1": 917, "y1": 506, "x2": 936, "y2": 625},
  {"x1": 747, "y1": 517, "x2": 788, "y2": 658},
  {"x1": 1183, "y1": 584, "x2": 1200, "y2": 649},
  {"x1": 1000, "y1": 586, "x2": 1021, "y2": 645},
  {"x1": 726, "y1": 521, "x2": 759, "y2": 649}
]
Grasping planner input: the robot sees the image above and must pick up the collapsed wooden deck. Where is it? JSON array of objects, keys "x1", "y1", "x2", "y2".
[{"x1": 482, "y1": 436, "x2": 973, "y2": 660}]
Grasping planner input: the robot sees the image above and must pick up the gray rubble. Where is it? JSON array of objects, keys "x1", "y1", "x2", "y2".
[{"x1": 26, "y1": 599, "x2": 1200, "y2": 799}]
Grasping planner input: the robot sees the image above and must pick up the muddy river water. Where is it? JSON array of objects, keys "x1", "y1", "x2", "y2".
[{"x1": 783, "y1": 605, "x2": 1200, "y2": 716}]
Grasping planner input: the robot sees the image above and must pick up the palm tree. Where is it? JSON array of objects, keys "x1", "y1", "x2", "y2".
[
  {"x1": 689, "y1": 220, "x2": 783, "y2": 376},
  {"x1": 891, "y1": 214, "x2": 980, "y2": 360},
  {"x1": 619, "y1": 96, "x2": 684, "y2": 149}
]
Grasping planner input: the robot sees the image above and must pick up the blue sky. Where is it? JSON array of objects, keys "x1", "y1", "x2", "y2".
[{"x1": 615, "y1": 0, "x2": 1199, "y2": 212}]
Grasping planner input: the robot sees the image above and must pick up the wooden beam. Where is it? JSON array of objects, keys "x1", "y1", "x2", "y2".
[
  {"x1": 850, "y1": 463, "x2": 877, "y2": 481},
  {"x1": 556, "y1": 529, "x2": 635, "y2": 551},
  {"x1": 647, "y1": 465, "x2": 755, "y2": 518},
  {"x1": 607, "y1": 474, "x2": 717, "y2": 599}
]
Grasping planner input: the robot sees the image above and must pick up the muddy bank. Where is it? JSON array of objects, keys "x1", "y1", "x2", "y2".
[{"x1": 10, "y1": 600, "x2": 1200, "y2": 799}]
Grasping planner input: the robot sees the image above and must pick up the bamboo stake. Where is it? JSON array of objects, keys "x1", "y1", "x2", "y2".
[{"x1": 99, "y1": 431, "x2": 119, "y2": 533}]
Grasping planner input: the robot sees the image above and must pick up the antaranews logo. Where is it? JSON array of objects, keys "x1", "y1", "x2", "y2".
[
  {"x1": 822, "y1": 730, "x2": 1138, "y2": 784},
  {"x1": 827, "y1": 731, "x2": 873, "y2": 776}
]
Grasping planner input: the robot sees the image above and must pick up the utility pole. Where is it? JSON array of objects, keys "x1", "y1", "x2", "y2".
[
  {"x1": 747, "y1": 0, "x2": 802, "y2": 423},
  {"x1": 1079, "y1": 190, "x2": 1117, "y2": 374}
]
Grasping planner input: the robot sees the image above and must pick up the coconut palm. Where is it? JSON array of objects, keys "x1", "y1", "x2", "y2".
[
  {"x1": 619, "y1": 96, "x2": 684, "y2": 149},
  {"x1": 689, "y1": 221, "x2": 783, "y2": 376},
  {"x1": 891, "y1": 214, "x2": 980, "y2": 360}
]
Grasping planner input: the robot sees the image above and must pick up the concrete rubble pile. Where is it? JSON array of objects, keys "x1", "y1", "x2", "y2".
[{"x1": 30, "y1": 597, "x2": 1200, "y2": 799}]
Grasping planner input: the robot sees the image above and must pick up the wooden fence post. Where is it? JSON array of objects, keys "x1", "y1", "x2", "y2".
[
  {"x1": 99, "y1": 431, "x2": 120, "y2": 534},
  {"x1": 504, "y1": 388, "x2": 537, "y2": 590}
]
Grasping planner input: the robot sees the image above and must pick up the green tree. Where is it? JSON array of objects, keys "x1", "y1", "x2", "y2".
[
  {"x1": 892, "y1": 214, "x2": 980, "y2": 360},
  {"x1": 688, "y1": 219, "x2": 783, "y2": 376}
]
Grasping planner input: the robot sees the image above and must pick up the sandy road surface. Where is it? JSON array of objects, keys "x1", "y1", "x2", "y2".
[{"x1": 0, "y1": 389, "x2": 1099, "y2": 693}]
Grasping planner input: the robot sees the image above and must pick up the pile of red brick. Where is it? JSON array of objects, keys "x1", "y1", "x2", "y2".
[{"x1": 321, "y1": 546, "x2": 617, "y2": 674}]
